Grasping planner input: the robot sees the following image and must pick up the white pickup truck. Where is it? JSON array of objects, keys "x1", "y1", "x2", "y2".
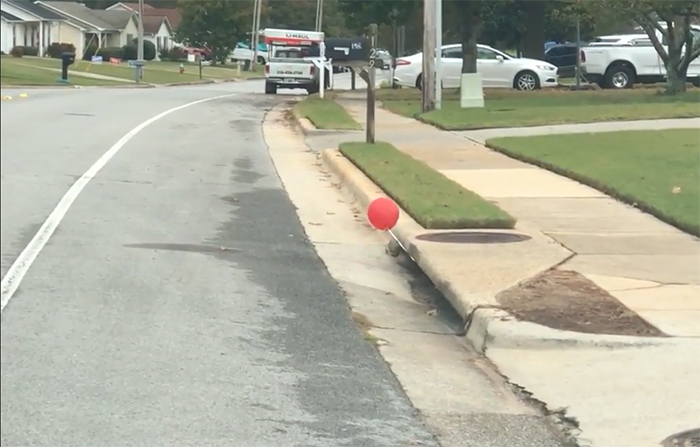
[
  {"x1": 581, "y1": 25, "x2": 700, "y2": 89},
  {"x1": 262, "y1": 28, "x2": 330, "y2": 95}
]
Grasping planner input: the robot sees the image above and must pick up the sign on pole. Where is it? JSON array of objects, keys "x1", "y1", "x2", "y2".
[{"x1": 366, "y1": 23, "x2": 378, "y2": 144}]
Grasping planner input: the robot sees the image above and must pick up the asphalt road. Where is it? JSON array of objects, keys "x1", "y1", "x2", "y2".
[{"x1": 0, "y1": 82, "x2": 438, "y2": 446}]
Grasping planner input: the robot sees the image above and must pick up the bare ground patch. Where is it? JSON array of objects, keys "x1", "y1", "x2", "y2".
[{"x1": 497, "y1": 269, "x2": 666, "y2": 337}]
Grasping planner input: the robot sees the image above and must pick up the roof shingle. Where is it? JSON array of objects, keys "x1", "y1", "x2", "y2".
[
  {"x1": 4, "y1": 0, "x2": 64, "y2": 20},
  {"x1": 39, "y1": 1, "x2": 135, "y2": 30}
]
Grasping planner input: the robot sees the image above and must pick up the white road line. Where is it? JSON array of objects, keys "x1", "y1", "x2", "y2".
[{"x1": 0, "y1": 93, "x2": 237, "y2": 314}]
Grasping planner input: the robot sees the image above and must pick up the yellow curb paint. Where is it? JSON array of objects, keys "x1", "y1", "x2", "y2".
[
  {"x1": 2, "y1": 96, "x2": 12, "y2": 100},
  {"x1": 19, "y1": 93, "x2": 28, "y2": 98}
]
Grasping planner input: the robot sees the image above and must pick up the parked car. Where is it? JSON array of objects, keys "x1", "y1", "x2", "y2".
[
  {"x1": 232, "y1": 41, "x2": 268, "y2": 65},
  {"x1": 393, "y1": 43, "x2": 558, "y2": 90},
  {"x1": 581, "y1": 26, "x2": 700, "y2": 88},
  {"x1": 544, "y1": 43, "x2": 578, "y2": 78}
]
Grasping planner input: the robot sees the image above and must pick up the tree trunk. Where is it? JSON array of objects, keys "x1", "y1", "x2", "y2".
[
  {"x1": 458, "y1": 1, "x2": 481, "y2": 74},
  {"x1": 664, "y1": 53, "x2": 687, "y2": 95},
  {"x1": 520, "y1": 0, "x2": 546, "y2": 60}
]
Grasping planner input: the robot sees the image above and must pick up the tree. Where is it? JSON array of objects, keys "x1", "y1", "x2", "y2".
[
  {"x1": 264, "y1": 0, "x2": 348, "y2": 37},
  {"x1": 175, "y1": 0, "x2": 252, "y2": 64},
  {"x1": 479, "y1": 1, "x2": 595, "y2": 56},
  {"x1": 454, "y1": 0, "x2": 484, "y2": 75},
  {"x1": 338, "y1": 0, "x2": 420, "y2": 33},
  {"x1": 580, "y1": 0, "x2": 700, "y2": 94}
]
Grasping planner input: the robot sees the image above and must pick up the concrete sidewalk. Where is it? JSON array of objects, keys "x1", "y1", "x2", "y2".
[
  {"x1": 311, "y1": 100, "x2": 700, "y2": 447},
  {"x1": 334, "y1": 99, "x2": 700, "y2": 338}
]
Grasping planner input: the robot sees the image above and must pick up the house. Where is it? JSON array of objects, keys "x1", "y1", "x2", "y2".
[
  {"x1": 0, "y1": 0, "x2": 65, "y2": 54},
  {"x1": 107, "y1": 1, "x2": 181, "y2": 49},
  {"x1": 36, "y1": 1, "x2": 139, "y2": 57},
  {"x1": 106, "y1": 2, "x2": 181, "y2": 29},
  {"x1": 141, "y1": 15, "x2": 173, "y2": 53}
]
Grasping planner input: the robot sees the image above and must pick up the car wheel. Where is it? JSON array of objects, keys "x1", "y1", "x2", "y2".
[
  {"x1": 514, "y1": 70, "x2": 540, "y2": 91},
  {"x1": 265, "y1": 82, "x2": 277, "y2": 95},
  {"x1": 415, "y1": 73, "x2": 422, "y2": 90},
  {"x1": 691, "y1": 77, "x2": 700, "y2": 88},
  {"x1": 257, "y1": 56, "x2": 266, "y2": 65},
  {"x1": 604, "y1": 64, "x2": 635, "y2": 89}
]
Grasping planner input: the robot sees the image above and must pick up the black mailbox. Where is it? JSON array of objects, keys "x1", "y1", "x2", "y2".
[
  {"x1": 61, "y1": 52, "x2": 75, "y2": 81},
  {"x1": 324, "y1": 37, "x2": 369, "y2": 62}
]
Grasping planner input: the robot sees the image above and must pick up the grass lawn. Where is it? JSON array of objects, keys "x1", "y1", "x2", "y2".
[
  {"x1": 3, "y1": 57, "x2": 260, "y2": 85},
  {"x1": 295, "y1": 96, "x2": 361, "y2": 130},
  {"x1": 1, "y1": 58, "x2": 126, "y2": 86},
  {"x1": 379, "y1": 88, "x2": 700, "y2": 130},
  {"x1": 339, "y1": 141, "x2": 516, "y2": 229},
  {"x1": 486, "y1": 129, "x2": 700, "y2": 236}
]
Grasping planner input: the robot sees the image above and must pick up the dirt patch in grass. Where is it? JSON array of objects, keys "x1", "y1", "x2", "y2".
[
  {"x1": 487, "y1": 129, "x2": 700, "y2": 237},
  {"x1": 497, "y1": 270, "x2": 666, "y2": 337},
  {"x1": 294, "y1": 95, "x2": 361, "y2": 130},
  {"x1": 339, "y1": 141, "x2": 515, "y2": 229},
  {"x1": 380, "y1": 88, "x2": 700, "y2": 130}
]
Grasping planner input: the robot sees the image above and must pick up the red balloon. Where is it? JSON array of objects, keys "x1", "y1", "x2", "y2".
[{"x1": 367, "y1": 197, "x2": 399, "y2": 230}]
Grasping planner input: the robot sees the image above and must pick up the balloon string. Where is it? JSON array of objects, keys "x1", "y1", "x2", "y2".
[{"x1": 387, "y1": 229, "x2": 417, "y2": 263}]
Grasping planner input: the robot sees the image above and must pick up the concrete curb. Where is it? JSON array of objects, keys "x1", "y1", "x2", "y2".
[
  {"x1": 291, "y1": 108, "x2": 317, "y2": 135},
  {"x1": 1, "y1": 84, "x2": 79, "y2": 89},
  {"x1": 320, "y1": 148, "x2": 676, "y2": 352}
]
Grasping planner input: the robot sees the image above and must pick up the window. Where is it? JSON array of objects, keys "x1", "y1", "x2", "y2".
[
  {"x1": 442, "y1": 47, "x2": 461, "y2": 58},
  {"x1": 631, "y1": 39, "x2": 653, "y2": 46},
  {"x1": 545, "y1": 47, "x2": 564, "y2": 57},
  {"x1": 477, "y1": 47, "x2": 499, "y2": 60},
  {"x1": 126, "y1": 33, "x2": 134, "y2": 43}
]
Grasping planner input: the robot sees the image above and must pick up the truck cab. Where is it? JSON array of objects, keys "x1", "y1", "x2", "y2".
[
  {"x1": 581, "y1": 25, "x2": 700, "y2": 89},
  {"x1": 262, "y1": 28, "x2": 330, "y2": 95}
]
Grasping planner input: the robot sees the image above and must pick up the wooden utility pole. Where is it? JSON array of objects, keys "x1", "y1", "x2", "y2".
[
  {"x1": 315, "y1": 0, "x2": 324, "y2": 31},
  {"x1": 434, "y1": 0, "x2": 442, "y2": 109},
  {"x1": 422, "y1": 0, "x2": 436, "y2": 113},
  {"x1": 251, "y1": 0, "x2": 262, "y2": 70},
  {"x1": 366, "y1": 23, "x2": 378, "y2": 144}
]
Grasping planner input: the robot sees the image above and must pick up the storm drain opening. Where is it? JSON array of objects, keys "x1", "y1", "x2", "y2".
[
  {"x1": 663, "y1": 428, "x2": 700, "y2": 447},
  {"x1": 415, "y1": 231, "x2": 531, "y2": 244},
  {"x1": 123, "y1": 243, "x2": 239, "y2": 254}
]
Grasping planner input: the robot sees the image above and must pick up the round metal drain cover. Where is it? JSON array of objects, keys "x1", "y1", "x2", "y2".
[
  {"x1": 663, "y1": 428, "x2": 700, "y2": 447},
  {"x1": 415, "y1": 231, "x2": 531, "y2": 244}
]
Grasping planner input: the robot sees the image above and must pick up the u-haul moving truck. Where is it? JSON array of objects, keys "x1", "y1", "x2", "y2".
[{"x1": 263, "y1": 28, "x2": 328, "y2": 95}]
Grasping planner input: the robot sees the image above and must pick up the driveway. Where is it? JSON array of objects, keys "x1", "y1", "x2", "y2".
[{"x1": 0, "y1": 82, "x2": 436, "y2": 446}]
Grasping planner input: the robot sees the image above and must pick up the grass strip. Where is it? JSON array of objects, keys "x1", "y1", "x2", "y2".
[
  {"x1": 487, "y1": 129, "x2": 700, "y2": 236},
  {"x1": 339, "y1": 141, "x2": 516, "y2": 229},
  {"x1": 295, "y1": 96, "x2": 361, "y2": 130},
  {"x1": 379, "y1": 88, "x2": 700, "y2": 130}
]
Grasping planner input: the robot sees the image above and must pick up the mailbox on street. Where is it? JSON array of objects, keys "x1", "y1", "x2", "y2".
[
  {"x1": 60, "y1": 52, "x2": 75, "y2": 82},
  {"x1": 324, "y1": 37, "x2": 369, "y2": 63}
]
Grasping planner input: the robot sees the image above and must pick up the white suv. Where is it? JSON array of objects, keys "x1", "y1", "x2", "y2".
[{"x1": 392, "y1": 44, "x2": 559, "y2": 91}]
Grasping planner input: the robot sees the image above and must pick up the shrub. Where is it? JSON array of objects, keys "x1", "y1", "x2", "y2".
[
  {"x1": 121, "y1": 44, "x2": 137, "y2": 60},
  {"x1": 159, "y1": 46, "x2": 187, "y2": 62},
  {"x1": 10, "y1": 46, "x2": 24, "y2": 57},
  {"x1": 47, "y1": 42, "x2": 76, "y2": 59},
  {"x1": 22, "y1": 46, "x2": 38, "y2": 56},
  {"x1": 97, "y1": 46, "x2": 125, "y2": 61},
  {"x1": 143, "y1": 40, "x2": 156, "y2": 60},
  {"x1": 127, "y1": 39, "x2": 156, "y2": 60},
  {"x1": 82, "y1": 44, "x2": 98, "y2": 60}
]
